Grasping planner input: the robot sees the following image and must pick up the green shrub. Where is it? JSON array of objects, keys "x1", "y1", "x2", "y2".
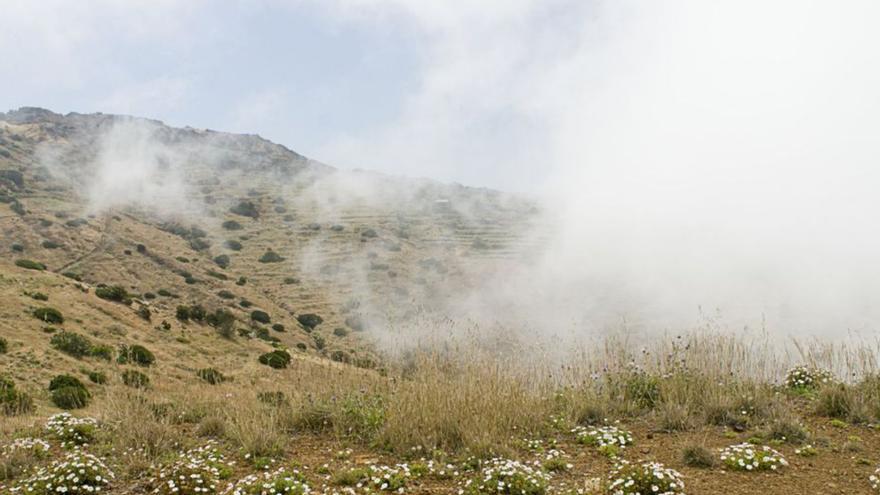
[
  {"x1": 62, "y1": 272, "x2": 82, "y2": 281},
  {"x1": 95, "y1": 285, "x2": 131, "y2": 303},
  {"x1": 0, "y1": 377, "x2": 35, "y2": 416},
  {"x1": 206, "y1": 309, "x2": 236, "y2": 339},
  {"x1": 251, "y1": 310, "x2": 271, "y2": 324},
  {"x1": 236, "y1": 277, "x2": 247, "y2": 286},
  {"x1": 0, "y1": 337, "x2": 6, "y2": 354},
  {"x1": 217, "y1": 290, "x2": 235, "y2": 299},
  {"x1": 330, "y1": 350, "x2": 350, "y2": 363},
  {"x1": 624, "y1": 372, "x2": 662, "y2": 409},
  {"x1": 297, "y1": 313, "x2": 323, "y2": 330},
  {"x1": 259, "y1": 250, "x2": 285, "y2": 263},
  {"x1": 271, "y1": 323, "x2": 285, "y2": 332},
  {"x1": 259, "y1": 350, "x2": 291, "y2": 369},
  {"x1": 49, "y1": 375, "x2": 90, "y2": 410},
  {"x1": 50, "y1": 331, "x2": 92, "y2": 358},
  {"x1": 333, "y1": 327, "x2": 348, "y2": 337},
  {"x1": 88, "y1": 344, "x2": 114, "y2": 361},
  {"x1": 283, "y1": 277, "x2": 299, "y2": 285},
  {"x1": 158, "y1": 288, "x2": 174, "y2": 297},
  {"x1": 15, "y1": 259, "x2": 45, "y2": 271},
  {"x1": 197, "y1": 368, "x2": 226, "y2": 385},
  {"x1": 88, "y1": 371, "x2": 107, "y2": 384},
  {"x1": 137, "y1": 305, "x2": 152, "y2": 321},
  {"x1": 176, "y1": 305, "x2": 191, "y2": 321},
  {"x1": 682, "y1": 445, "x2": 716, "y2": 468},
  {"x1": 41, "y1": 240, "x2": 61, "y2": 249},
  {"x1": 117, "y1": 344, "x2": 155, "y2": 366},
  {"x1": 239, "y1": 299, "x2": 253, "y2": 308},
  {"x1": 33, "y1": 307, "x2": 63, "y2": 324},
  {"x1": 222, "y1": 220, "x2": 243, "y2": 230},
  {"x1": 213, "y1": 255, "x2": 230, "y2": 268},
  {"x1": 28, "y1": 292, "x2": 48, "y2": 301},
  {"x1": 121, "y1": 370, "x2": 150, "y2": 388},
  {"x1": 230, "y1": 200, "x2": 259, "y2": 218},
  {"x1": 49, "y1": 374, "x2": 86, "y2": 392},
  {"x1": 224, "y1": 240, "x2": 243, "y2": 251}
]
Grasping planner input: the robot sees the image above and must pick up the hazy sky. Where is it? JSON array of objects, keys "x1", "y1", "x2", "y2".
[{"x1": 4, "y1": 1, "x2": 880, "y2": 334}]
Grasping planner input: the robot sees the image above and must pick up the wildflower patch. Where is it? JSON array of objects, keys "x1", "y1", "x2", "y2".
[{"x1": 719, "y1": 443, "x2": 788, "y2": 472}]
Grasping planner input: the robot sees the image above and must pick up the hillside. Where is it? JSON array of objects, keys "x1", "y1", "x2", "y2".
[{"x1": 0, "y1": 107, "x2": 544, "y2": 388}]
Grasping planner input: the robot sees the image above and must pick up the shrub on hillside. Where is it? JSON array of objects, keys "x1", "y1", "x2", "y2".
[
  {"x1": 297, "y1": 313, "x2": 323, "y2": 330},
  {"x1": 122, "y1": 370, "x2": 150, "y2": 388},
  {"x1": 41, "y1": 240, "x2": 60, "y2": 249},
  {"x1": 333, "y1": 327, "x2": 349, "y2": 337},
  {"x1": 259, "y1": 350, "x2": 291, "y2": 369},
  {"x1": 463, "y1": 458, "x2": 549, "y2": 495},
  {"x1": 222, "y1": 220, "x2": 243, "y2": 230},
  {"x1": 271, "y1": 323, "x2": 285, "y2": 332},
  {"x1": 330, "y1": 350, "x2": 350, "y2": 363},
  {"x1": 259, "y1": 250, "x2": 285, "y2": 263},
  {"x1": 251, "y1": 310, "x2": 271, "y2": 324},
  {"x1": 95, "y1": 284, "x2": 131, "y2": 303},
  {"x1": 15, "y1": 259, "x2": 45, "y2": 270},
  {"x1": 117, "y1": 344, "x2": 155, "y2": 366},
  {"x1": 49, "y1": 374, "x2": 90, "y2": 410},
  {"x1": 88, "y1": 370, "x2": 107, "y2": 384},
  {"x1": 0, "y1": 376, "x2": 34, "y2": 416},
  {"x1": 206, "y1": 309, "x2": 236, "y2": 339},
  {"x1": 33, "y1": 307, "x2": 63, "y2": 324},
  {"x1": 0, "y1": 337, "x2": 6, "y2": 354},
  {"x1": 197, "y1": 368, "x2": 226, "y2": 385},
  {"x1": 50, "y1": 331, "x2": 93, "y2": 358},
  {"x1": 224, "y1": 240, "x2": 243, "y2": 251},
  {"x1": 213, "y1": 254, "x2": 230, "y2": 269},
  {"x1": 230, "y1": 200, "x2": 260, "y2": 218},
  {"x1": 217, "y1": 290, "x2": 235, "y2": 299}
]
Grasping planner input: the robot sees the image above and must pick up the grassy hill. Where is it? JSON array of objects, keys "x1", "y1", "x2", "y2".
[{"x1": 3, "y1": 108, "x2": 880, "y2": 494}]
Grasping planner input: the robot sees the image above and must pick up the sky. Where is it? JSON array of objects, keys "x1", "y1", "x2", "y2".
[{"x1": 4, "y1": 1, "x2": 880, "y2": 335}]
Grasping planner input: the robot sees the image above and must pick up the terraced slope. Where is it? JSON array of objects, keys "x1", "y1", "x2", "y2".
[{"x1": 0, "y1": 107, "x2": 545, "y2": 385}]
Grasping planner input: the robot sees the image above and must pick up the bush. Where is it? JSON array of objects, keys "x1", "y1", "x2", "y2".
[
  {"x1": 49, "y1": 374, "x2": 87, "y2": 392},
  {"x1": 50, "y1": 331, "x2": 93, "y2": 358},
  {"x1": 271, "y1": 323, "x2": 285, "y2": 332},
  {"x1": 122, "y1": 370, "x2": 150, "y2": 388},
  {"x1": 177, "y1": 305, "x2": 192, "y2": 321},
  {"x1": 259, "y1": 350, "x2": 291, "y2": 369},
  {"x1": 0, "y1": 337, "x2": 6, "y2": 354},
  {"x1": 197, "y1": 368, "x2": 226, "y2": 385},
  {"x1": 224, "y1": 240, "x2": 243, "y2": 251},
  {"x1": 230, "y1": 200, "x2": 259, "y2": 218},
  {"x1": 239, "y1": 299, "x2": 253, "y2": 308},
  {"x1": 62, "y1": 271, "x2": 82, "y2": 281},
  {"x1": 95, "y1": 285, "x2": 131, "y2": 303},
  {"x1": 138, "y1": 305, "x2": 152, "y2": 321},
  {"x1": 251, "y1": 310, "x2": 271, "y2": 324},
  {"x1": 49, "y1": 375, "x2": 90, "y2": 410},
  {"x1": 213, "y1": 254, "x2": 230, "y2": 268},
  {"x1": 682, "y1": 445, "x2": 716, "y2": 468},
  {"x1": 330, "y1": 350, "x2": 349, "y2": 363},
  {"x1": 607, "y1": 461, "x2": 685, "y2": 495},
  {"x1": 217, "y1": 290, "x2": 235, "y2": 299},
  {"x1": 44, "y1": 412, "x2": 97, "y2": 445},
  {"x1": 117, "y1": 344, "x2": 155, "y2": 366},
  {"x1": 222, "y1": 220, "x2": 243, "y2": 230},
  {"x1": 259, "y1": 250, "x2": 285, "y2": 263},
  {"x1": 41, "y1": 240, "x2": 60, "y2": 249},
  {"x1": 33, "y1": 307, "x2": 63, "y2": 324},
  {"x1": 297, "y1": 313, "x2": 323, "y2": 329},
  {"x1": 89, "y1": 344, "x2": 113, "y2": 361},
  {"x1": 1, "y1": 377, "x2": 34, "y2": 416},
  {"x1": 206, "y1": 270, "x2": 228, "y2": 280},
  {"x1": 236, "y1": 277, "x2": 247, "y2": 286},
  {"x1": 88, "y1": 371, "x2": 107, "y2": 384},
  {"x1": 816, "y1": 384, "x2": 859, "y2": 420},
  {"x1": 206, "y1": 309, "x2": 236, "y2": 338},
  {"x1": 28, "y1": 291, "x2": 48, "y2": 301},
  {"x1": 15, "y1": 259, "x2": 45, "y2": 270},
  {"x1": 333, "y1": 327, "x2": 348, "y2": 337}
]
